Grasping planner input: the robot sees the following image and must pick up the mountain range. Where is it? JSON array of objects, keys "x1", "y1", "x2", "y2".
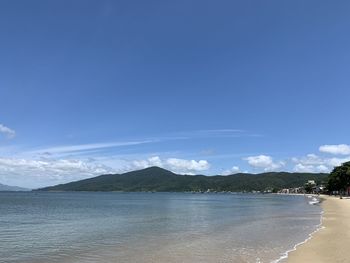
[
  {"x1": 0, "y1": 183, "x2": 29, "y2": 191},
  {"x1": 36, "y1": 166, "x2": 328, "y2": 192}
]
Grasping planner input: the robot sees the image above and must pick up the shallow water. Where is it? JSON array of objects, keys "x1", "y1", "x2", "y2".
[{"x1": 0, "y1": 192, "x2": 321, "y2": 263}]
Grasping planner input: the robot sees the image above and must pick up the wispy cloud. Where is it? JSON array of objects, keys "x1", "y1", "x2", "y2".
[
  {"x1": 0, "y1": 124, "x2": 16, "y2": 139},
  {"x1": 28, "y1": 140, "x2": 158, "y2": 156},
  {"x1": 197, "y1": 129, "x2": 245, "y2": 133},
  {"x1": 177, "y1": 129, "x2": 244, "y2": 137},
  {"x1": 22, "y1": 129, "x2": 259, "y2": 158},
  {"x1": 169, "y1": 129, "x2": 262, "y2": 140}
]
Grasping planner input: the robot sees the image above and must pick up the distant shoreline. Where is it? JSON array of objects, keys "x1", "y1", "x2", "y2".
[{"x1": 287, "y1": 195, "x2": 350, "y2": 263}]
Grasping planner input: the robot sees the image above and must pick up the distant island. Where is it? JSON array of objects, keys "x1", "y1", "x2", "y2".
[
  {"x1": 36, "y1": 166, "x2": 328, "y2": 192},
  {"x1": 0, "y1": 183, "x2": 29, "y2": 192}
]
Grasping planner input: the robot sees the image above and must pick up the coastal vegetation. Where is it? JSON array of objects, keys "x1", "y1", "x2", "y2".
[
  {"x1": 327, "y1": 161, "x2": 350, "y2": 194},
  {"x1": 37, "y1": 166, "x2": 328, "y2": 192}
]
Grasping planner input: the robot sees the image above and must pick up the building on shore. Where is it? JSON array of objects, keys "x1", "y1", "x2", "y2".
[{"x1": 278, "y1": 187, "x2": 304, "y2": 194}]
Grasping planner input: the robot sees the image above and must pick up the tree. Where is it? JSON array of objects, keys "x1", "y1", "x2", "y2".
[
  {"x1": 327, "y1": 161, "x2": 350, "y2": 194},
  {"x1": 304, "y1": 183, "x2": 313, "y2": 194}
]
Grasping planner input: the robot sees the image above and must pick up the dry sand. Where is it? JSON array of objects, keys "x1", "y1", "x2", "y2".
[{"x1": 287, "y1": 195, "x2": 350, "y2": 263}]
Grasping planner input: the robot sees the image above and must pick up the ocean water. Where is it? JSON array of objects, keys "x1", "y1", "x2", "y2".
[{"x1": 0, "y1": 192, "x2": 321, "y2": 263}]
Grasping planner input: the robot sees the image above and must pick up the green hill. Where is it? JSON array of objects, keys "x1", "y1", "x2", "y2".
[{"x1": 36, "y1": 166, "x2": 328, "y2": 192}]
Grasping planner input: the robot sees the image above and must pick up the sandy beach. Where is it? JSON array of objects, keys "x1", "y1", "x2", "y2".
[{"x1": 288, "y1": 195, "x2": 350, "y2": 263}]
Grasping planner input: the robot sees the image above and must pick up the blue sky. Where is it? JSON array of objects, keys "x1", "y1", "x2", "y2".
[{"x1": 1, "y1": 0, "x2": 350, "y2": 188}]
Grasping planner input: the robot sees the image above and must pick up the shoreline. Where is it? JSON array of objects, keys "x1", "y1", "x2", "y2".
[
  {"x1": 286, "y1": 195, "x2": 350, "y2": 263},
  {"x1": 269, "y1": 194, "x2": 324, "y2": 263}
]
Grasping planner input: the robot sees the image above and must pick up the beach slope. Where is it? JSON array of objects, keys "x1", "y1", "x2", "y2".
[{"x1": 288, "y1": 196, "x2": 350, "y2": 263}]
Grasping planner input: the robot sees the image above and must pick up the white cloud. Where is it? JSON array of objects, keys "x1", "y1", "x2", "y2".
[
  {"x1": 327, "y1": 157, "x2": 350, "y2": 167},
  {"x1": 244, "y1": 155, "x2": 284, "y2": 172},
  {"x1": 0, "y1": 153, "x2": 211, "y2": 188},
  {"x1": 294, "y1": 163, "x2": 329, "y2": 173},
  {"x1": 132, "y1": 156, "x2": 210, "y2": 174},
  {"x1": 294, "y1": 163, "x2": 313, "y2": 173},
  {"x1": 291, "y1": 154, "x2": 323, "y2": 166},
  {"x1": 319, "y1": 144, "x2": 350, "y2": 155},
  {"x1": 221, "y1": 166, "x2": 240, "y2": 175},
  {"x1": 147, "y1": 156, "x2": 163, "y2": 167},
  {"x1": 166, "y1": 158, "x2": 209, "y2": 172},
  {"x1": 0, "y1": 157, "x2": 114, "y2": 189},
  {"x1": 292, "y1": 144, "x2": 350, "y2": 173},
  {"x1": 317, "y1": 164, "x2": 330, "y2": 173},
  {"x1": 132, "y1": 156, "x2": 163, "y2": 169},
  {"x1": 292, "y1": 153, "x2": 350, "y2": 173},
  {"x1": 0, "y1": 124, "x2": 15, "y2": 139}
]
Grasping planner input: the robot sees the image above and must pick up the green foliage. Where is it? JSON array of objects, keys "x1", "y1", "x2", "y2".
[
  {"x1": 304, "y1": 183, "x2": 313, "y2": 194},
  {"x1": 36, "y1": 166, "x2": 328, "y2": 192},
  {"x1": 327, "y1": 161, "x2": 350, "y2": 192}
]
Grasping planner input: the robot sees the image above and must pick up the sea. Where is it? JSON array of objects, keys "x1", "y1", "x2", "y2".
[{"x1": 0, "y1": 192, "x2": 322, "y2": 263}]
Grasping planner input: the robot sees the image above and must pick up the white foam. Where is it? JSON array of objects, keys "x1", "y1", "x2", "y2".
[
  {"x1": 270, "y1": 209, "x2": 324, "y2": 263},
  {"x1": 308, "y1": 201, "x2": 319, "y2": 205},
  {"x1": 308, "y1": 197, "x2": 320, "y2": 205}
]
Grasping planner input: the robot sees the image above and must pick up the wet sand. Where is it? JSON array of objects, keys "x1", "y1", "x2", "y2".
[{"x1": 288, "y1": 195, "x2": 350, "y2": 263}]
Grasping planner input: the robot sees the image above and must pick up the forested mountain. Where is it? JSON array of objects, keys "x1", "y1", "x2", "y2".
[{"x1": 36, "y1": 166, "x2": 328, "y2": 192}]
